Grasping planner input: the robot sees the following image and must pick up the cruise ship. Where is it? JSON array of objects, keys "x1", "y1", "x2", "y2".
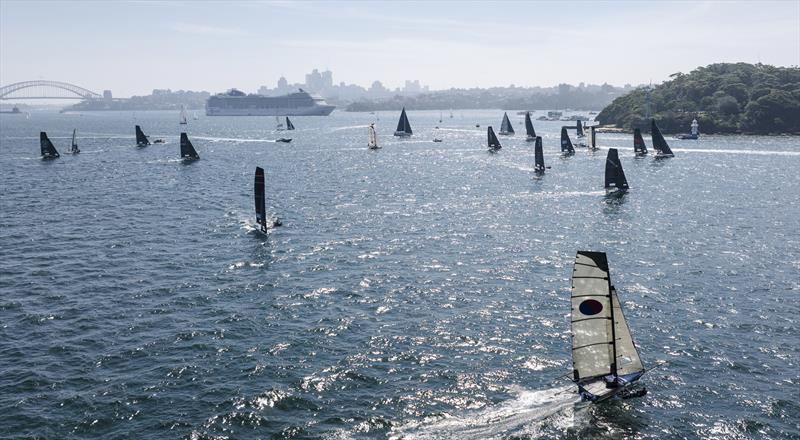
[{"x1": 206, "y1": 88, "x2": 335, "y2": 116}]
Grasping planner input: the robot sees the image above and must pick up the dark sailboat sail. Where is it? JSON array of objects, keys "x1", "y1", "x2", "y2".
[
  {"x1": 651, "y1": 119, "x2": 674, "y2": 157},
  {"x1": 499, "y1": 112, "x2": 514, "y2": 135},
  {"x1": 135, "y1": 125, "x2": 150, "y2": 146},
  {"x1": 534, "y1": 136, "x2": 545, "y2": 174},
  {"x1": 633, "y1": 128, "x2": 648, "y2": 155},
  {"x1": 393, "y1": 107, "x2": 413, "y2": 136},
  {"x1": 576, "y1": 120, "x2": 585, "y2": 137},
  {"x1": 70, "y1": 129, "x2": 80, "y2": 153},
  {"x1": 254, "y1": 167, "x2": 268, "y2": 233},
  {"x1": 525, "y1": 112, "x2": 536, "y2": 141},
  {"x1": 286, "y1": 117, "x2": 295, "y2": 130},
  {"x1": 487, "y1": 126, "x2": 502, "y2": 150},
  {"x1": 180, "y1": 133, "x2": 199, "y2": 159},
  {"x1": 561, "y1": 127, "x2": 575, "y2": 155},
  {"x1": 40, "y1": 132, "x2": 60, "y2": 158},
  {"x1": 604, "y1": 148, "x2": 628, "y2": 192}
]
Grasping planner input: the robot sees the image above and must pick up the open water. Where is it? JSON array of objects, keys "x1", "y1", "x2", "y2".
[{"x1": 1, "y1": 110, "x2": 798, "y2": 439}]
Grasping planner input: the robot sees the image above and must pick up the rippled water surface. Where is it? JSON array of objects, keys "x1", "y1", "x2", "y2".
[{"x1": 1, "y1": 110, "x2": 799, "y2": 439}]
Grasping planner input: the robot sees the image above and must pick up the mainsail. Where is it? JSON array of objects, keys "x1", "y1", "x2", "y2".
[
  {"x1": 499, "y1": 112, "x2": 515, "y2": 135},
  {"x1": 394, "y1": 107, "x2": 412, "y2": 136},
  {"x1": 576, "y1": 120, "x2": 585, "y2": 137},
  {"x1": 534, "y1": 136, "x2": 545, "y2": 173},
  {"x1": 40, "y1": 132, "x2": 60, "y2": 158},
  {"x1": 651, "y1": 119, "x2": 674, "y2": 157},
  {"x1": 368, "y1": 124, "x2": 378, "y2": 149},
  {"x1": 286, "y1": 117, "x2": 295, "y2": 131},
  {"x1": 525, "y1": 112, "x2": 536, "y2": 140},
  {"x1": 254, "y1": 167, "x2": 268, "y2": 233},
  {"x1": 179, "y1": 106, "x2": 188, "y2": 125},
  {"x1": 561, "y1": 127, "x2": 575, "y2": 154},
  {"x1": 71, "y1": 129, "x2": 80, "y2": 153},
  {"x1": 135, "y1": 125, "x2": 150, "y2": 146},
  {"x1": 571, "y1": 251, "x2": 644, "y2": 383},
  {"x1": 633, "y1": 128, "x2": 648, "y2": 155},
  {"x1": 604, "y1": 148, "x2": 628, "y2": 191},
  {"x1": 587, "y1": 126, "x2": 597, "y2": 150},
  {"x1": 487, "y1": 126, "x2": 502, "y2": 150},
  {"x1": 180, "y1": 133, "x2": 199, "y2": 159}
]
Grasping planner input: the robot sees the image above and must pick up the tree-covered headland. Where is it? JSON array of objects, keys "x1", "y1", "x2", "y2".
[{"x1": 596, "y1": 63, "x2": 800, "y2": 134}]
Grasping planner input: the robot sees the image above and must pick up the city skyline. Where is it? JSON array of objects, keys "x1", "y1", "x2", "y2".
[{"x1": 1, "y1": 1, "x2": 799, "y2": 98}]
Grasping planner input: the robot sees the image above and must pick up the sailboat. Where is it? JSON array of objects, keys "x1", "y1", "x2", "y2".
[
  {"x1": 286, "y1": 117, "x2": 295, "y2": 131},
  {"x1": 604, "y1": 148, "x2": 628, "y2": 195},
  {"x1": 651, "y1": 119, "x2": 675, "y2": 158},
  {"x1": 499, "y1": 112, "x2": 515, "y2": 135},
  {"x1": 633, "y1": 128, "x2": 648, "y2": 156},
  {"x1": 179, "y1": 106, "x2": 188, "y2": 125},
  {"x1": 192, "y1": 111, "x2": 199, "y2": 120},
  {"x1": 439, "y1": 112, "x2": 442, "y2": 123},
  {"x1": 275, "y1": 116, "x2": 285, "y2": 131},
  {"x1": 433, "y1": 127, "x2": 443, "y2": 143},
  {"x1": 180, "y1": 133, "x2": 199, "y2": 160},
  {"x1": 70, "y1": 129, "x2": 80, "y2": 154},
  {"x1": 393, "y1": 107, "x2": 413, "y2": 137},
  {"x1": 367, "y1": 123, "x2": 379, "y2": 149},
  {"x1": 487, "y1": 126, "x2": 502, "y2": 151},
  {"x1": 254, "y1": 166, "x2": 281, "y2": 232},
  {"x1": 571, "y1": 251, "x2": 646, "y2": 402},
  {"x1": 135, "y1": 125, "x2": 150, "y2": 147},
  {"x1": 524, "y1": 112, "x2": 536, "y2": 142},
  {"x1": 40, "y1": 132, "x2": 60, "y2": 158},
  {"x1": 560, "y1": 127, "x2": 575, "y2": 156},
  {"x1": 585, "y1": 126, "x2": 599, "y2": 151},
  {"x1": 534, "y1": 136, "x2": 545, "y2": 175},
  {"x1": 449, "y1": 109, "x2": 453, "y2": 119},
  {"x1": 576, "y1": 119, "x2": 585, "y2": 138}
]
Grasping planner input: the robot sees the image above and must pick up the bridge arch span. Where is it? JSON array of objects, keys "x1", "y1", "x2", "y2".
[{"x1": 0, "y1": 80, "x2": 102, "y2": 100}]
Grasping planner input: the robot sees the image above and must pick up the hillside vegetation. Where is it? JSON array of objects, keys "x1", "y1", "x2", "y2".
[{"x1": 596, "y1": 63, "x2": 800, "y2": 134}]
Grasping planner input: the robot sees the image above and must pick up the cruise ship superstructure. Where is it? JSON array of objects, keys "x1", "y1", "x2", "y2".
[{"x1": 206, "y1": 88, "x2": 335, "y2": 116}]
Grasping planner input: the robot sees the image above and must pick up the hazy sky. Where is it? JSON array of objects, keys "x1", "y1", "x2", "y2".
[{"x1": 1, "y1": 0, "x2": 798, "y2": 97}]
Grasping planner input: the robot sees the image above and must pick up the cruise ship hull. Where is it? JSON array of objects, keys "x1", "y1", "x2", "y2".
[{"x1": 206, "y1": 105, "x2": 335, "y2": 117}]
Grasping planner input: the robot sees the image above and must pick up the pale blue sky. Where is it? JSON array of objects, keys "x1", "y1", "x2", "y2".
[{"x1": 1, "y1": 0, "x2": 798, "y2": 97}]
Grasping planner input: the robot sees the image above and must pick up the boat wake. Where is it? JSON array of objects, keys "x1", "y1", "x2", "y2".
[
  {"x1": 668, "y1": 147, "x2": 800, "y2": 156},
  {"x1": 390, "y1": 385, "x2": 579, "y2": 439}
]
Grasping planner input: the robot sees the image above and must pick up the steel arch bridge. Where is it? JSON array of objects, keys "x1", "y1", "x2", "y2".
[{"x1": 0, "y1": 80, "x2": 102, "y2": 100}]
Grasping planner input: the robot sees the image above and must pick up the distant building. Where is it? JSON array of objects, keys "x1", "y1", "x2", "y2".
[{"x1": 103, "y1": 90, "x2": 112, "y2": 100}]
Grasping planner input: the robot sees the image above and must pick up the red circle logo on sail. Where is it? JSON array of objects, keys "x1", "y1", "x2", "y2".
[{"x1": 579, "y1": 299, "x2": 603, "y2": 315}]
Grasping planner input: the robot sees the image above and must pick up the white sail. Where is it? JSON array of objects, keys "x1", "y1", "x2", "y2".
[
  {"x1": 571, "y1": 251, "x2": 615, "y2": 381},
  {"x1": 368, "y1": 124, "x2": 378, "y2": 148},
  {"x1": 611, "y1": 287, "x2": 644, "y2": 375},
  {"x1": 179, "y1": 106, "x2": 188, "y2": 124}
]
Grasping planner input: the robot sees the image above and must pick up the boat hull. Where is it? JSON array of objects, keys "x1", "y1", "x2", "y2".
[{"x1": 206, "y1": 105, "x2": 335, "y2": 117}]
